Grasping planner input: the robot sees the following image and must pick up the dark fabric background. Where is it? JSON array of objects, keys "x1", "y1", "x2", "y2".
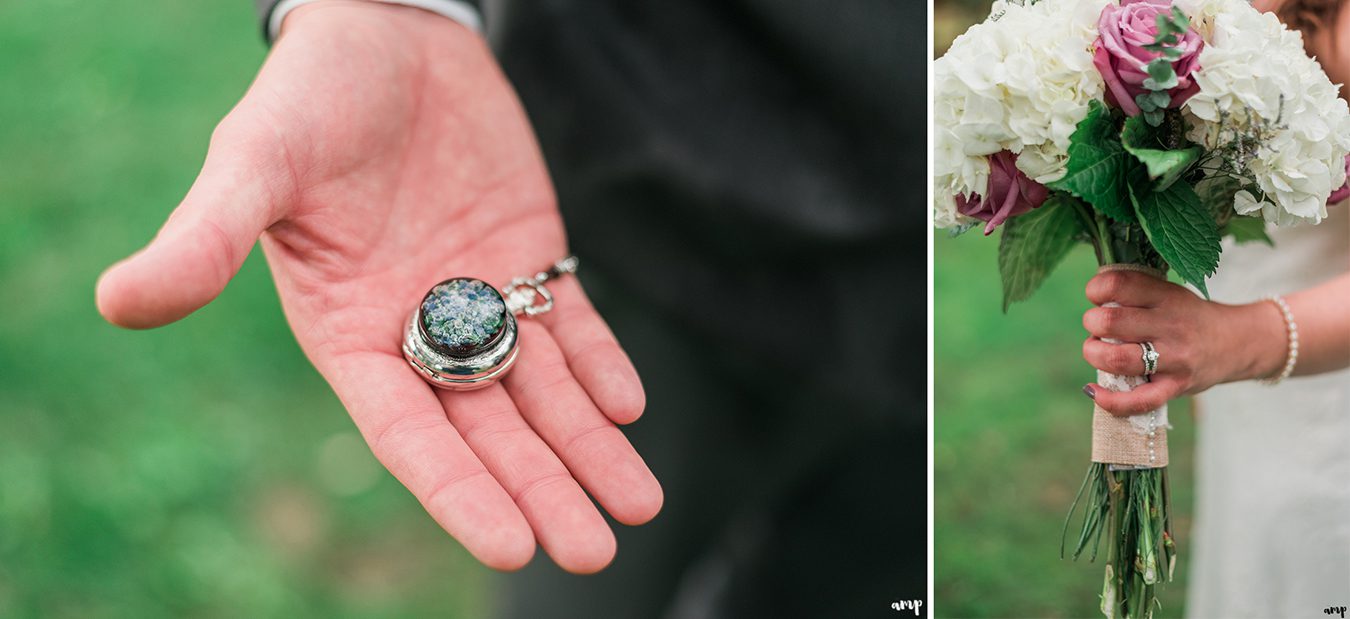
[{"x1": 491, "y1": 0, "x2": 920, "y2": 419}]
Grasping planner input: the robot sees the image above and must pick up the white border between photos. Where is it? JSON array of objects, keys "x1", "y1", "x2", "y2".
[{"x1": 925, "y1": 0, "x2": 936, "y2": 614}]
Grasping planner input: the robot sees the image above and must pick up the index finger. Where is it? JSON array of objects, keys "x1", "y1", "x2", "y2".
[{"x1": 1086, "y1": 269, "x2": 1170, "y2": 307}]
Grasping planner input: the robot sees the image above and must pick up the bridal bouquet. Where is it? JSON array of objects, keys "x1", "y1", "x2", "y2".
[{"x1": 934, "y1": 0, "x2": 1350, "y2": 616}]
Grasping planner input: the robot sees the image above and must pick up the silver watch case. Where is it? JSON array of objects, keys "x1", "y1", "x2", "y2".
[{"x1": 402, "y1": 307, "x2": 520, "y2": 391}]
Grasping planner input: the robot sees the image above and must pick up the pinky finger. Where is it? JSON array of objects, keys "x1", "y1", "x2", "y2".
[{"x1": 1087, "y1": 377, "x2": 1184, "y2": 417}]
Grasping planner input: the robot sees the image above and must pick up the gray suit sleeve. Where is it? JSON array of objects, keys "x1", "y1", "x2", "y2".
[{"x1": 255, "y1": 0, "x2": 281, "y2": 39}]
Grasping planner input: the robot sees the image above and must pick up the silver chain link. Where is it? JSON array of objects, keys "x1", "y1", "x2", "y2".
[{"x1": 501, "y1": 255, "x2": 579, "y2": 316}]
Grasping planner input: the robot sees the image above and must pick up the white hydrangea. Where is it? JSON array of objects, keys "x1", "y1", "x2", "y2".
[
  {"x1": 932, "y1": 0, "x2": 1109, "y2": 228},
  {"x1": 1182, "y1": 2, "x2": 1350, "y2": 225},
  {"x1": 1173, "y1": 0, "x2": 1243, "y2": 41}
]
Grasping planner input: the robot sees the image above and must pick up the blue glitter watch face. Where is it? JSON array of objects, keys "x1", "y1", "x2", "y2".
[{"x1": 418, "y1": 278, "x2": 508, "y2": 358}]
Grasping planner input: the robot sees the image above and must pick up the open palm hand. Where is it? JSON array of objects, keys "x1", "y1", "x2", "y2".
[{"x1": 96, "y1": 2, "x2": 661, "y2": 573}]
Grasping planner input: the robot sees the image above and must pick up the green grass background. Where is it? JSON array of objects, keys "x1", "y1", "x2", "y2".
[
  {"x1": 934, "y1": 234, "x2": 1195, "y2": 619},
  {"x1": 933, "y1": 3, "x2": 1196, "y2": 617},
  {"x1": 0, "y1": 3, "x2": 486, "y2": 617}
]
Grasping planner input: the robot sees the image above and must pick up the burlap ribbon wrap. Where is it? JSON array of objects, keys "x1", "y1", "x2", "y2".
[{"x1": 1090, "y1": 264, "x2": 1170, "y2": 468}]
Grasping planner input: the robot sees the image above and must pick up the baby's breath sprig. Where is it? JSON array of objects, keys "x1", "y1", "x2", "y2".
[
  {"x1": 1190, "y1": 97, "x2": 1288, "y2": 220},
  {"x1": 1212, "y1": 98, "x2": 1286, "y2": 178}
]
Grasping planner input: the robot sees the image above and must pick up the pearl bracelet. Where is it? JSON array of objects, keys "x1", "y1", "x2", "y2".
[{"x1": 1261, "y1": 295, "x2": 1299, "y2": 385}]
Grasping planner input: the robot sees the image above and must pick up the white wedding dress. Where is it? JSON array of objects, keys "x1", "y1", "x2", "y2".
[{"x1": 1186, "y1": 205, "x2": 1350, "y2": 618}]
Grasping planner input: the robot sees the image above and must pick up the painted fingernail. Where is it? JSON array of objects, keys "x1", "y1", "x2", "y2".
[{"x1": 1082, "y1": 384, "x2": 1096, "y2": 400}]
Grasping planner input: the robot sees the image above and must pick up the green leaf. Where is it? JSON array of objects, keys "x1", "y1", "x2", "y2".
[
  {"x1": 1222, "y1": 215, "x2": 1274, "y2": 246},
  {"x1": 1147, "y1": 91, "x2": 1170, "y2": 109},
  {"x1": 998, "y1": 194, "x2": 1086, "y2": 311},
  {"x1": 1153, "y1": 8, "x2": 1189, "y2": 42},
  {"x1": 1196, "y1": 174, "x2": 1243, "y2": 220},
  {"x1": 947, "y1": 221, "x2": 981, "y2": 238},
  {"x1": 1130, "y1": 182, "x2": 1222, "y2": 297},
  {"x1": 1121, "y1": 116, "x2": 1200, "y2": 191},
  {"x1": 1154, "y1": 23, "x2": 1179, "y2": 44},
  {"x1": 1154, "y1": 13, "x2": 1169, "y2": 32},
  {"x1": 1170, "y1": 6, "x2": 1190, "y2": 30},
  {"x1": 1047, "y1": 101, "x2": 1138, "y2": 222},
  {"x1": 1135, "y1": 93, "x2": 1160, "y2": 113},
  {"x1": 1142, "y1": 59, "x2": 1178, "y2": 91}
]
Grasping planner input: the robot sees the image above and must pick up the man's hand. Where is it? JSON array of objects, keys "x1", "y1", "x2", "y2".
[{"x1": 95, "y1": 1, "x2": 661, "y2": 573}]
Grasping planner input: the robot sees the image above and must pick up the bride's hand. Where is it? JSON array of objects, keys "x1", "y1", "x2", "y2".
[
  {"x1": 94, "y1": 2, "x2": 661, "y2": 573},
  {"x1": 1079, "y1": 270, "x2": 1289, "y2": 415}
]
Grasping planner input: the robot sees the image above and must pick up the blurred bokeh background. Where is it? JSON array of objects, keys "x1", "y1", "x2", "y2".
[
  {"x1": 0, "y1": 3, "x2": 488, "y2": 617},
  {"x1": 933, "y1": 2, "x2": 1196, "y2": 619}
]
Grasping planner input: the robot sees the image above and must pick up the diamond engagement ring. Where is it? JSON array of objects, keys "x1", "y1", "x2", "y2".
[
  {"x1": 1140, "y1": 341, "x2": 1160, "y2": 376},
  {"x1": 402, "y1": 256, "x2": 579, "y2": 390}
]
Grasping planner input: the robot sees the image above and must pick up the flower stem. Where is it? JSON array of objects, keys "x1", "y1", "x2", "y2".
[
  {"x1": 1064, "y1": 465, "x2": 1173, "y2": 618},
  {"x1": 1096, "y1": 212, "x2": 1117, "y2": 265}
]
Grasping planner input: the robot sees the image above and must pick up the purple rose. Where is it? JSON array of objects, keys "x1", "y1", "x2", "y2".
[
  {"x1": 1094, "y1": 0, "x2": 1203, "y2": 117},
  {"x1": 957, "y1": 150, "x2": 1049, "y2": 235},
  {"x1": 1329, "y1": 156, "x2": 1350, "y2": 204}
]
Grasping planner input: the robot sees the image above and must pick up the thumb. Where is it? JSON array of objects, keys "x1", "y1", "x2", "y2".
[{"x1": 97, "y1": 122, "x2": 292, "y2": 329}]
